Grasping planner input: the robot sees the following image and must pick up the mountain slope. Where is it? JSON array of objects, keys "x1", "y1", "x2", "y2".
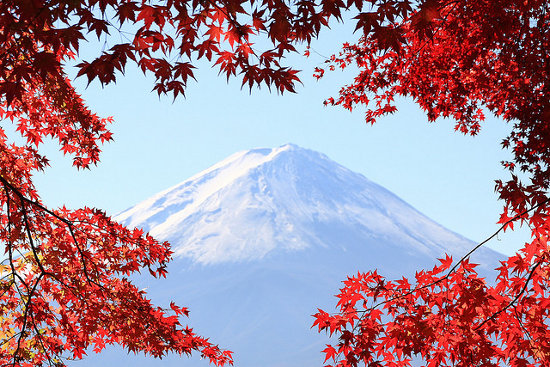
[
  {"x1": 77, "y1": 144, "x2": 504, "y2": 367},
  {"x1": 116, "y1": 143, "x2": 494, "y2": 266}
]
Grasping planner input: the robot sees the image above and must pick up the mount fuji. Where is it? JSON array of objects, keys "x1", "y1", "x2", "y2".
[{"x1": 75, "y1": 144, "x2": 504, "y2": 367}]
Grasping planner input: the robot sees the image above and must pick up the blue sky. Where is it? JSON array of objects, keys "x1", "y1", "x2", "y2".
[{"x1": 31, "y1": 21, "x2": 530, "y2": 257}]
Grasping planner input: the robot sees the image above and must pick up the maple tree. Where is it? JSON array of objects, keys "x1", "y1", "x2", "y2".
[{"x1": 311, "y1": 0, "x2": 550, "y2": 366}]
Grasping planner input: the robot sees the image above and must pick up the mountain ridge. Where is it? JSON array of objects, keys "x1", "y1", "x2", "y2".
[{"x1": 116, "y1": 143, "x2": 494, "y2": 267}]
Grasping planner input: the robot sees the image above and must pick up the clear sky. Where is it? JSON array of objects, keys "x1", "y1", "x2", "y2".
[{"x1": 31, "y1": 20, "x2": 530, "y2": 257}]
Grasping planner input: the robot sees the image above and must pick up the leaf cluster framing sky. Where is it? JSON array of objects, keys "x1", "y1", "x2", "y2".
[{"x1": 32, "y1": 20, "x2": 530, "y2": 257}]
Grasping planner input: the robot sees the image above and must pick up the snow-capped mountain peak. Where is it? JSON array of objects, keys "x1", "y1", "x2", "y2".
[{"x1": 116, "y1": 144, "x2": 494, "y2": 266}]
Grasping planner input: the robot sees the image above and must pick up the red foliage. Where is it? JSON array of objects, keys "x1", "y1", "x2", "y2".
[
  {"x1": 1, "y1": 0, "x2": 549, "y2": 366},
  {"x1": 313, "y1": 1, "x2": 550, "y2": 366}
]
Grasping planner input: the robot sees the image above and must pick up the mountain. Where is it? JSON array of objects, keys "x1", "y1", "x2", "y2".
[{"x1": 75, "y1": 144, "x2": 504, "y2": 367}]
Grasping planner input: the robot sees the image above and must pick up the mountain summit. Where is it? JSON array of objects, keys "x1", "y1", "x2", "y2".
[
  {"x1": 81, "y1": 144, "x2": 503, "y2": 367},
  {"x1": 117, "y1": 143, "x2": 493, "y2": 266}
]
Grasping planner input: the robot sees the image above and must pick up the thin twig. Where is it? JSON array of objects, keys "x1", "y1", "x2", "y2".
[
  {"x1": 474, "y1": 257, "x2": 544, "y2": 330},
  {"x1": 0, "y1": 174, "x2": 104, "y2": 289}
]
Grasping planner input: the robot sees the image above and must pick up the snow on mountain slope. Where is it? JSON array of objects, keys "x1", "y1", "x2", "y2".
[
  {"x1": 116, "y1": 143, "x2": 494, "y2": 266},
  {"x1": 76, "y1": 144, "x2": 505, "y2": 367}
]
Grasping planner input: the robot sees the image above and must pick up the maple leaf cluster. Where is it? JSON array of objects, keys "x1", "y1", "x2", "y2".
[
  {"x1": 313, "y1": 0, "x2": 550, "y2": 366},
  {"x1": 315, "y1": 237, "x2": 550, "y2": 366},
  {"x1": 0, "y1": 97, "x2": 233, "y2": 365},
  {"x1": 2, "y1": 0, "x2": 346, "y2": 99}
]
